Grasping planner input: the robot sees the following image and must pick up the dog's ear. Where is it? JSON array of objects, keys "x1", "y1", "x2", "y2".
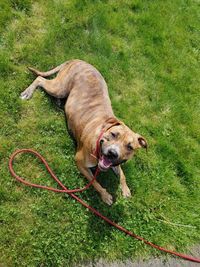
[{"x1": 136, "y1": 135, "x2": 148, "y2": 151}]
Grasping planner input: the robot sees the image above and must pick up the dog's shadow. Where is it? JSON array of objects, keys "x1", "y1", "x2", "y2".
[{"x1": 83, "y1": 169, "x2": 127, "y2": 253}]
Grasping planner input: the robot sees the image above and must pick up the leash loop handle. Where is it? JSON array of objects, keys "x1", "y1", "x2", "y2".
[{"x1": 9, "y1": 149, "x2": 98, "y2": 194}]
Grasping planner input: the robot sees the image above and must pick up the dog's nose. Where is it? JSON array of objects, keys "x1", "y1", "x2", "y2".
[{"x1": 107, "y1": 148, "x2": 118, "y2": 160}]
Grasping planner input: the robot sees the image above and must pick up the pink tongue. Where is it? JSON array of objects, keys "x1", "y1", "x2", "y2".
[{"x1": 102, "y1": 156, "x2": 112, "y2": 168}]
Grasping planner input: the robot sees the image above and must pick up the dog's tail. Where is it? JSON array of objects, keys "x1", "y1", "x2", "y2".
[{"x1": 27, "y1": 61, "x2": 70, "y2": 77}]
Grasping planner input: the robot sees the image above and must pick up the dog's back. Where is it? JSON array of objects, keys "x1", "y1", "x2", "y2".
[{"x1": 63, "y1": 60, "x2": 114, "y2": 141}]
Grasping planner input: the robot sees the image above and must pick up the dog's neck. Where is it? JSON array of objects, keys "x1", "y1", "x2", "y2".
[{"x1": 101, "y1": 117, "x2": 121, "y2": 131}]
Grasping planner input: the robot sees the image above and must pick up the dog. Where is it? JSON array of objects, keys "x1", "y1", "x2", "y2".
[{"x1": 20, "y1": 59, "x2": 147, "y2": 205}]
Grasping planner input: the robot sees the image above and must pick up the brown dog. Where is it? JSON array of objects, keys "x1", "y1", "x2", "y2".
[{"x1": 20, "y1": 59, "x2": 147, "y2": 205}]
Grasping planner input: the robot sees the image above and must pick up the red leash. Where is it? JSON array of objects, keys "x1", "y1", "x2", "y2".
[{"x1": 9, "y1": 148, "x2": 200, "y2": 263}]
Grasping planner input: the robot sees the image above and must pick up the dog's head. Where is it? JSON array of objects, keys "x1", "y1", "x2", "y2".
[{"x1": 98, "y1": 123, "x2": 147, "y2": 171}]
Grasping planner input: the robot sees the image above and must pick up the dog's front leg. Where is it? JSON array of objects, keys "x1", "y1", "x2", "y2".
[
  {"x1": 112, "y1": 166, "x2": 131, "y2": 198},
  {"x1": 75, "y1": 151, "x2": 113, "y2": 205}
]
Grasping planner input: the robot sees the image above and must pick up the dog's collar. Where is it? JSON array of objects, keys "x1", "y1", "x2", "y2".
[{"x1": 91, "y1": 117, "x2": 121, "y2": 159}]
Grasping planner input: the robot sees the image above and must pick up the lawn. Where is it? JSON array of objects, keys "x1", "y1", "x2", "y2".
[{"x1": 0, "y1": 0, "x2": 200, "y2": 266}]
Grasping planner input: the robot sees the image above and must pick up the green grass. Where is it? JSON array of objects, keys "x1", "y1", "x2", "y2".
[{"x1": 0, "y1": 0, "x2": 200, "y2": 266}]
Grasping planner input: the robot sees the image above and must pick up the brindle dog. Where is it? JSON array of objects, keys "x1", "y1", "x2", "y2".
[{"x1": 20, "y1": 59, "x2": 147, "y2": 205}]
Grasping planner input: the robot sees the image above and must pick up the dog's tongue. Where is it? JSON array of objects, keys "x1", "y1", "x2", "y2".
[
  {"x1": 98, "y1": 155, "x2": 112, "y2": 170},
  {"x1": 102, "y1": 156, "x2": 112, "y2": 167}
]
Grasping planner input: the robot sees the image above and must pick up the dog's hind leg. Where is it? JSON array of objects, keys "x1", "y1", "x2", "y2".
[
  {"x1": 20, "y1": 76, "x2": 64, "y2": 100},
  {"x1": 20, "y1": 60, "x2": 78, "y2": 100}
]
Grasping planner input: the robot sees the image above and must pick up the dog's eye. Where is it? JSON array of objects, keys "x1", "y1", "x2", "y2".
[
  {"x1": 111, "y1": 132, "x2": 117, "y2": 138},
  {"x1": 100, "y1": 139, "x2": 104, "y2": 145},
  {"x1": 127, "y1": 143, "x2": 133, "y2": 151}
]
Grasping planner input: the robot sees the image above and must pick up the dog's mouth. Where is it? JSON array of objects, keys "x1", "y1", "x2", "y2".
[
  {"x1": 98, "y1": 155, "x2": 127, "y2": 171},
  {"x1": 98, "y1": 155, "x2": 112, "y2": 171},
  {"x1": 97, "y1": 141, "x2": 127, "y2": 171}
]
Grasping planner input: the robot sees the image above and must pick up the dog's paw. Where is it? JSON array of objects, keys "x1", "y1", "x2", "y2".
[
  {"x1": 20, "y1": 89, "x2": 33, "y2": 100},
  {"x1": 122, "y1": 186, "x2": 132, "y2": 198},
  {"x1": 101, "y1": 191, "x2": 113, "y2": 205}
]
